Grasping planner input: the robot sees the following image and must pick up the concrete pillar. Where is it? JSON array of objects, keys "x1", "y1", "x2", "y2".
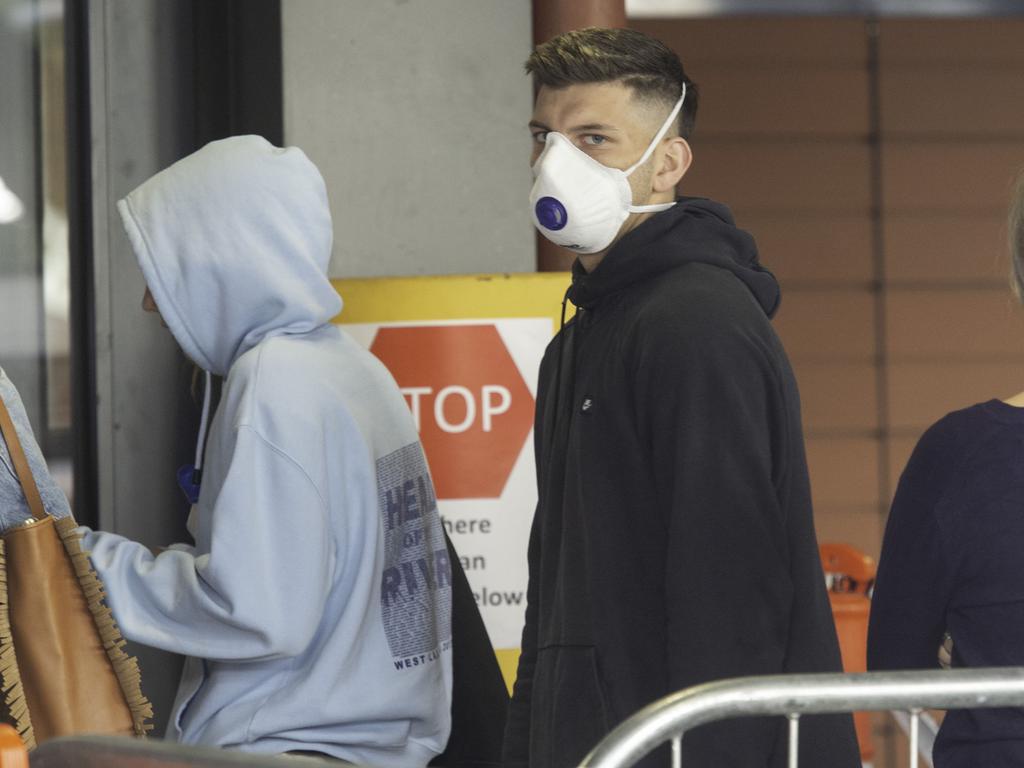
[
  {"x1": 532, "y1": 0, "x2": 627, "y2": 272},
  {"x1": 281, "y1": 0, "x2": 534, "y2": 279}
]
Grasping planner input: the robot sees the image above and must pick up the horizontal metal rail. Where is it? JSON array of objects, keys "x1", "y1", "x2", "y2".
[{"x1": 580, "y1": 668, "x2": 1024, "y2": 768}]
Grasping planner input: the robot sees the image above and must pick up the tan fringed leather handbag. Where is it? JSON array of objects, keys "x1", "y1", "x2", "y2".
[{"x1": 0, "y1": 396, "x2": 152, "y2": 748}]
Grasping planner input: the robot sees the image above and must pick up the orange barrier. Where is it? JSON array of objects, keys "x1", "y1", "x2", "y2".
[
  {"x1": 820, "y1": 542, "x2": 877, "y2": 764},
  {"x1": 0, "y1": 725, "x2": 27, "y2": 768}
]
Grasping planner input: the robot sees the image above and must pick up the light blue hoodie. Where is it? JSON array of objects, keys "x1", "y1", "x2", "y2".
[{"x1": 81, "y1": 136, "x2": 453, "y2": 766}]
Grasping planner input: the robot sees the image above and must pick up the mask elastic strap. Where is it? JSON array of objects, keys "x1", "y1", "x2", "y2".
[
  {"x1": 629, "y1": 200, "x2": 677, "y2": 214},
  {"x1": 624, "y1": 82, "x2": 687, "y2": 177}
]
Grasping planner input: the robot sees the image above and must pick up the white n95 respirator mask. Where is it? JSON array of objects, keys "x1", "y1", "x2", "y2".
[{"x1": 529, "y1": 84, "x2": 687, "y2": 255}]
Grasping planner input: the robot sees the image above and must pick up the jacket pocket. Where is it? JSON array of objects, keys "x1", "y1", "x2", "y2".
[{"x1": 530, "y1": 645, "x2": 611, "y2": 768}]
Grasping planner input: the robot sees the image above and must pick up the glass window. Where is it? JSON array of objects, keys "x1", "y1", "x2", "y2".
[{"x1": 0, "y1": 0, "x2": 73, "y2": 505}]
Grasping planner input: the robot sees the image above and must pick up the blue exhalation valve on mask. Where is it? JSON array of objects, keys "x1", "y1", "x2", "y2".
[{"x1": 535, "y1": 196, "x2": 568, "y2": 231}]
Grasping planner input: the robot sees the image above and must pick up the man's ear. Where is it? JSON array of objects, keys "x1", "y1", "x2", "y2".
[{"x1": 652, "y1": 137, "x2": 692, "y2": 194}]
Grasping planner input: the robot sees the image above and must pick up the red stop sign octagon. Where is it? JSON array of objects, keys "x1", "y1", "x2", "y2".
[{"x1": 370, "y1": 324, "x2": 535, "y2": 500}]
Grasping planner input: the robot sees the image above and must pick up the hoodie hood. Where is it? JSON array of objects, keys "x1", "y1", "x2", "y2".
[
  {"x1": 567, "y1": 197, "x2": 781, "y2": 317},
  {"x1": 117, "y1": 135, "x2": 342, "y2": 376}
]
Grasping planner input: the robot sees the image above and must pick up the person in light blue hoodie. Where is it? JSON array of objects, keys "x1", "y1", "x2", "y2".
[{"x1": 61, "y1": 135, "x2": 452, "y2": 766}]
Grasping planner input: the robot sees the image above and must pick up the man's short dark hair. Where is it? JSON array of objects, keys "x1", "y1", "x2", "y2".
[{"x1": 526, "y1": 27, "x2": 698, "y2": 140}]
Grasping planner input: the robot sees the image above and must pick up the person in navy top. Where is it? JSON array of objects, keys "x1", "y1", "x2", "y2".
[{"x1": 868, "y1": 170, "x2": 1024, "y2": 767}]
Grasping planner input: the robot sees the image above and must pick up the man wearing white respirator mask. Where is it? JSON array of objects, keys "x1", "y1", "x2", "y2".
[{"x1": 504, "y1": 28, "x2": 860, "y2": 768}]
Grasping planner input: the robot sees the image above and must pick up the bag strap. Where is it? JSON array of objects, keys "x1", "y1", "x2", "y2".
[{"x1": 0, "y1": 395, "x2": 47, "y2": 521}]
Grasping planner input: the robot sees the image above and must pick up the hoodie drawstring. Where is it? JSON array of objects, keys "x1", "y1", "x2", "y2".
[
  {"x1": 549, "y1": 285, "x2": 572, "y2": 451},
  {"x1": 192, "y1": 370, "x2": 213, "y2": 486},
  {"x1": 178, "y1": 370, "x2": 212, "y2": 505}
]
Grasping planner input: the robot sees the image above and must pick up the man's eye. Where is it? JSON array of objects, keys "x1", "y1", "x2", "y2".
[
  {"x1": 531, "y1": 131, "x2": 549, "y2": 144},
  {"x1": 582, "y1": 135, "x2": 607, "y2": 146}
]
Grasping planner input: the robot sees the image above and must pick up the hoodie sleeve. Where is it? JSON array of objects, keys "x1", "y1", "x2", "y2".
[
  {"x1": 82, "y1": 425, "x2": 333, "y2": 662},
  {"x1": 635, "y1": 282, "x2": 861, "y2": 766},
  {"x1": 868, "y1": 420, "x2": 959, "y2": 671},
  {"x1": 637, "y1": 319, "x2": 802, "y2": 763},
  {"x1": 636, "y1": 301, "x2": 795, "y2": 696}
]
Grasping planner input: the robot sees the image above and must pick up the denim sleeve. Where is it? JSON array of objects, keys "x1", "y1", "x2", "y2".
[{"x1": 0, "y1": 368, "x2": 72, "y2": 531}]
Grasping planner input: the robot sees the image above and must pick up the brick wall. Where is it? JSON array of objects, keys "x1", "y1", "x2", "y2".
[{"x1": 632, "y1": 16, "x2": 1024, "y2": 561}]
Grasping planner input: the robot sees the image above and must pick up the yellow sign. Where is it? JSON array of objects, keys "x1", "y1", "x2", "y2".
[{"x1": 332, "y1": 272, "x2": 571, "y2": 691}]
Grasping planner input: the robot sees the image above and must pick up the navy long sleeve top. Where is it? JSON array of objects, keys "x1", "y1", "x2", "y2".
[{"x1": 869, "y1": 399, "x2": 1024, "y2": 767}]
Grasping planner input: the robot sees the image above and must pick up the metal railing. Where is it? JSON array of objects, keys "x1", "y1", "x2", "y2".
[
  {"x1": 580, "y1": 667, "x2": 1024, "y2": 768},
  {"x1": 892, "y1": 708, "x2": 939, "y2": 767},
  {"x1": 28, "y1": 735, "x2": 339, "y2": 767}
]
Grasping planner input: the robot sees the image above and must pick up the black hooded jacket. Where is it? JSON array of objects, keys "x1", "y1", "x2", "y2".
[{"x1": 503, "y1": 198, "x2": 860, "y2": 768}]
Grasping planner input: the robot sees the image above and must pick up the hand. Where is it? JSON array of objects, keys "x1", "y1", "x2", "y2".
[{"x1": 938, "y1": 632, "x2": 953, "y2": 670}]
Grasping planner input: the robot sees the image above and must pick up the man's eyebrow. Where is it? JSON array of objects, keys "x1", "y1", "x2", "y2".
[
  {"x1": 570, "y1": 123, "x2": 619, "y2": 133},
  {"x1": 528, "y1": 120, "x2": 621, "y2": 134}
]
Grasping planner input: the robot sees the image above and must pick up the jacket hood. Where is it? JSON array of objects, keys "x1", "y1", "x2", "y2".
[
  {"x1": 117, "y1": 135, "x2": 342, "y2": 376},
  {"x1": 567, "y1": 197, "x2": 781, "y2": 317}
]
